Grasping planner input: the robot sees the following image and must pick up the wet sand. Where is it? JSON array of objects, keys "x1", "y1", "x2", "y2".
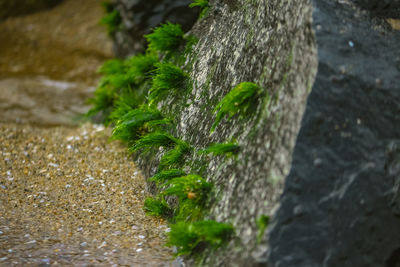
[{"x1": 0, "y1": 123, "x2": 174, "y2": 266}]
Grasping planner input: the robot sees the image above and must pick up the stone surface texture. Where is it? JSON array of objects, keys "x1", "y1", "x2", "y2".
[
  {"x1": 268, "y1": 0, "x2": 400, "y2": 266},
  {"x1": 116, "y1": 0, "x2": 317, "y2": 265},
  {"x1": 111, "y1": 0, "x2": 199, "y2": 57}
]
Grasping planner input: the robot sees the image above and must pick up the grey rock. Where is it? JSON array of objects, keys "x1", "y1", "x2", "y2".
[{"x1": 269, "y1": 0, "x2": 400, "y2": 266}]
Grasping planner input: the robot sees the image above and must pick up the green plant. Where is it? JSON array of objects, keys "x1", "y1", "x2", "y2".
[
  {"x1": 144, "y1": 197, "x2": 173, "y2": 217},
  {"x1": 145, "y1": 22, "x2": 185, "y2": 54},
  {"x1": 86, "y1": 85, "x2": 116, "y2": 119},
  {"x1": 149, "y1": 169, "x2": 187, "y2": 185},
  {"x1": 125, "y1": 52, "x2": 159, "y2": 85},
  {"x1": 130, "y1": 132, "x2": 179, "y2": 153},
  {"x1": 149, "y1": 62, "x2": 188, "y2": 103},
  {"x1": 256, "y1": 215, "x2": 270, "y2": 243},
  {"x1": 159, "y1": 142, "x2": 191, "y2": 170},
  {"x1": 199, "y1": 142, "x2": 240, "y2": 156},
  {"x1": 167, "y1": 220, "x2": 234, "y2": 255},
  {"x1": 211, "y1": 82, "x2": 262, "y2": 133},
  {"x1": 111, "y1": 107, "x2": 164, "y2": 143},
  {"x1": 161, "y1": 175, "x2": 211, "y2": 203},
  {"x1": 99, "y1": 3, "x2": 122, "y2": 35},
  {"x1": 189, "y1": 0, "x2": 210, "y2": 18}
]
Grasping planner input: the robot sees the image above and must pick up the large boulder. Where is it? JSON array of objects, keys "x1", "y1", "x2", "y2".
[{"x1": 268, "y1": 0, "x2": 400, "y2": 266}]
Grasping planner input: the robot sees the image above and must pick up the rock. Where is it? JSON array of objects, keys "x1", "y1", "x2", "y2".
[
  {"x1": 0, "y1": 0, "x2": 62, "y2": 21},
  {"x1": 268, "y1": 0, "x2": 400, "y2": 266},
  {"x1": 111, "y1": 0, "x2": 199, "y2": 57}
]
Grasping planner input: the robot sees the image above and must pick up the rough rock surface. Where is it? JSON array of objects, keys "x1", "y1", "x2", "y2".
[
  {"x1": 113, "y1": 0, "x2": 317, "y2": 265},
  {"x1": 112, "y1": 0, "x2": 199, "y2": 57},
  {"x1": 268, "y1": 1, "x2": 400, "y2": 266}
]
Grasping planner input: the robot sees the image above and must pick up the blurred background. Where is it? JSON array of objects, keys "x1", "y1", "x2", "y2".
[{"x1": 0, "y1": 0, "x2": 113, "y2": 126}]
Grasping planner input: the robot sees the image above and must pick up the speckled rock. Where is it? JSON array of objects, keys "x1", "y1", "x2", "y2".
[
  {"x1": 127, "y1": 0, "x2": 318, "y2": 265},
  {"x1": 111, "y1": 0, "x2": 199, "y2": 57},
  {"x1": 268, "y1": 1, "x2": 400, "y2": 266}
]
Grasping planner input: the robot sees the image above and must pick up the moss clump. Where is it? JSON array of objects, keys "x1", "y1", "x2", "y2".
[
  {"x1": 144, "y1": 197, "x2": 173, "y2": 217},
  {"x1": 149, "y1": 62, "x2": 188, "y2": 103},
  {"x1": 111, "y1": 107, "x2": 165, "y2": 143},
  {"x1": 159, "y1": 142, "x2": 191, "y2": 170},
  {"x1": 130, "y1": 132, "x2": 179, "y2": 153},
  {"x1": 256, "y1": 215, "x2": 270, "y2": 243},
  {"x1": 199, "y1": 142, "x2": 240, "y2": 156},
  {"x1": 125, "y1": 52, "x2": 159, "y2": 85},
  {"x1": 167, "y1": 220, "x2": 234, "y2": 255},
  {"x1": 145, "y1": 22, "x2": 185, "y2": 54},
  {"x1": 189, "y1": 0, "x2": 210, "y2": 18},
  {"x1": 161, "y1": 174, "x2": 211, "y2": 204},
  {"x1": 211, "y1": 82, "x2": 262, "y2": 133},
  {"x1": 99, "y1": 2, "x2": 122, "y2": 36},
  {"x1": 149, "y1": 169, "x2": 187, "y2": 185}
]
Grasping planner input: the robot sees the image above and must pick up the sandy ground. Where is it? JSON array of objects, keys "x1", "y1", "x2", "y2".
[{"x1": 0, "y1": 123, "x2": 174, "y2": 266}]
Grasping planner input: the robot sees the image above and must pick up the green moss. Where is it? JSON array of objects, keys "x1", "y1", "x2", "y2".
[
  {"x1": 111, "y1": 107, "x2": 164, "y2": 143},
  {"x1": 211, "y1": 82, "x2": 262, "y2": 133},
  {"x1": 149, "y1": 62, "x2": 188, "y2": 103},
  {"x1": 125, "y1": 52, "x2": 159, "y2": 85},
  {"x1": 159, "y1": 141, "x2": 191, "y2": 170},
  {"x1": 161, "y1": 174, "x2": 211, "y2": 204},
  {"x1": 144, "y1": 197, "x2": 173, "y2": 217},
  {"x1": 149, "y1": 169, "x2": 187, "y2": 185},
  {"x1": 130, "y1": 132, "x2": 179, "y2": 153},
  {"x1": 86, "y1": 85, "x2": 116, "y2": 119},
  {"x1": 189, "y1": 0, "x2": 210, "y2": 19},
  {"x1": 199, "y1": 142, "x2": 240, "y2": 156},
  {"x1": 98, "y1": 58, "x2": 125, "y2": 75},
  {"x1": 99, "y1": 3, "x2": 122, "y2": 36},
  {"x1": 145, "y1": 22, "x2": 185, "y2": 54},
  {"x1": 167, "y1": 220, "x2": 234, "y2": 255},
  {"x1": 256, "y1": 215, "x2": 270, "y2": 243}
]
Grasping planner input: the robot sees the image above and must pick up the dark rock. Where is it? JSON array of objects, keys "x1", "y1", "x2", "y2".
[
  {"x1": 269, "y1": 0, "x2": 400, "y2": 266},
  {"x1": 0, "y1": 0, "x2": 62, "y2": 21},
  {"x1": 351, "y1": 0, "x2": 400, "y2": 18},
  {"x1": 112, "y1": 0, "x2": 199, "y2": 57}
]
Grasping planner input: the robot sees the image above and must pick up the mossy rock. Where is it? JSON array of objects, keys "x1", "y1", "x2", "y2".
[{"x1": 0, "y1": 0, "x2": 63, "y2": 21}]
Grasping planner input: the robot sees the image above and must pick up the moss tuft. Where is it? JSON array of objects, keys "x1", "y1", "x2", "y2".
[
  {"x1": 199, "y1": 142, "x2": 240, "y2": 156},
  {"x1": 161, "y1": 174, "x2": 211, "y2": 204},
  {"x1": 256, "y1": 215, "x2": 270, "y2": 243},
  {"x1": 144, "y1": 197, "x2": 173, "y2": 217},
  {"x1": 125, "y1": 52, "x2": 159, "y2": 85},
  {"x1": 99, "y1": 3, "x2": 122, "y2": 36},
  {"x1": 130, "y1": 132, "x2": 178, "y2": 153},
  {"x1": 159, "y1": 141, "x2": 191, "y2": 170},
  {"x1": 111, "y1": 107, "x2": 164, "y2": 143},
  {"x1": 149, "y1": 169, "x2": 187, "y2": 185},
  {"x1": 145, "y1": 22, "x2": 185, "y2": 54},
  {"x1": 211, "y1": 82, "x2": 262, "y2": 133},
  {"x1": 149, "y1": 62, "x2": 188, "y2": 103},
  {"x1": 189, "y1": 0, "x2": 210, "y2": 18},
  {"x1": 167, "y1": 220, "x2": 234, "y2": 255}
]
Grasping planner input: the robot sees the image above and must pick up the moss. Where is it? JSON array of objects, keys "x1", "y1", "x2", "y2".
[
  {"x1": 211, "y1": 82, "x2": 263, "y2": 133},
  {"x1": 125, "y1": 52, "x2": 159, "y2": 85},
  {"x1": 99, "y1": 3, "x2": 122, "y2": 36},
  {"x1": 149, "y1": 62, "x2": 188, "y2": 104},
  {"x1": 85, "y1": 85, "x2": 116, "y2": 120},
  {"x1": 199, "y1": 142, "x2": 240, "y2": 157},
  {"x1": 130, "y1": 132, "x2": 179, "y2": 153},
  {"x1": 167, "y1": 220, "x2": 234, "y2": 256},
  {"x1": 161, "y1": 174, "x2": 211, "y2": 204},
  {"x1": 111, "y1": 107, "x2": 164, "y2": 143},
  {"x1": 144, "y1": 197, "x2": 173, "y2": 217},
  {"x1": 159, "y1": 141, "x2": 191, "y2": 170},
  {"x1": 189, "y1": 0, "x2": 210, "y2": 19},
  {"x1": 145, "y1": 22, "x2": 185, "y2": 54},
  {"x1": 256, "y1": 215, "x2": 270, "y2": 243},
  {"x1": 149, "y1": 169, "x2": 187, "y2": 185}
]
